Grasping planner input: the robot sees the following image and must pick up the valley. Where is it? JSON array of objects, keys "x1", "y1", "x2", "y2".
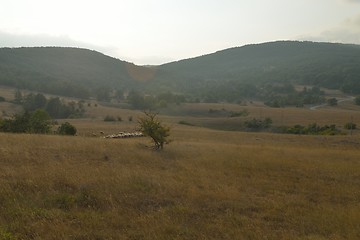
[{"x1": 0, "y1": 42, "x2": 360, "y2": 239}]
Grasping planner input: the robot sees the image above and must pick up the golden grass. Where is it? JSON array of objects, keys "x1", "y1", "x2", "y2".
[
  {"x1": 0, "y1": 127, "x2": 359, "y2": 239},
  {"x1": 159, "y1": 102, "x2": 360, "y2": 136},
  {"x1": 0, "y1": 86, "x2": 359, "y2": 239}
]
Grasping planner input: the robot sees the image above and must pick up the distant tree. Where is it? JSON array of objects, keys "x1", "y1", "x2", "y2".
[
  {"x1": 137, "y1": 111, "x2": 170, "y2": 150},
  {"x1": 344, "y1": 122, "x2": 357, "y2": 130},
  {"x1": 28, "y1": 109, "x2": 52, "y2": 134},
  {"x1": 114, "y1": 89, "x2": 124, "y2": 101},
  {"x1": 34, "y1": 93, "x2": 47, "y2": 109},
  {"x1": 327, "y1": 98, "x2": 338, "y2": 106},
  {"x1": 244, "y1": 117, "x2": 272, "y2": 130},
  {"x1": 127, "y1": 90, "x2": 155, "y2": 110},
  {"x1": 14, "y1": 89, "x2": 23, "y2": 104},
  {"x1": 355, "y1": 96, "x2": 360, "y2": 106},
  {"x1": 45, "y1": 97, "x2": 62, "y2": 118},
  {"x1": 18, "y1": 93, "x2": 47, "y2": 111},
  {"x1": 57, "y1": 122, "x2": 77, "y2": 135},
  {"x1": 104, "y1": 115, "x2": 116, "y2": 122},
  {"x1": 0, "y1": 96, "x2": 5, "y2": 102},
  {"x1": 96, "y1": 87, "x2": 111, "y2": 102}
]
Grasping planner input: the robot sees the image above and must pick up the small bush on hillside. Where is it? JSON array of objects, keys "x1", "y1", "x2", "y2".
[
  {"x1": 327, "y1": 98, "x2": 338, "y2": 106},
  {"x1": 286, "y1": 123, "x2": 342, "y2": 135},
  {"x1": 244, "y1": 118, "x2": 272, "y2": 130},
  {"x1": 104, "y1": 115, "x2": 116, "y2": 122},
  {"x1": 344, "y1": 122, "x2": 357, "y2": 130},
  {"x1": 57, "y1": 122, "x2": 77, "y2": 136},
  {"x1": 229, "y1": 110, "x2": 249, "y2": 117},
  {"x1": 355, "y1": 96, "x2": 360, "y2": 105},
  {"x1": 0, "y1": 96, "x2": 5, "y2": 102}
]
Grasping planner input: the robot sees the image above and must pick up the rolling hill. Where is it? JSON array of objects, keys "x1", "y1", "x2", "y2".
[
  {"x1": 0, "y1": 47, "x2": 154, "y2": 98},
  {"x1": 153, "y1": 41, "x2": 360, "y2": 95},
  {"x1": 1, "y1": 41, "x2": 360, "y2": 101}
]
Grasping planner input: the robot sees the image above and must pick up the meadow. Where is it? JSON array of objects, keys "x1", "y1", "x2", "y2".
[
  {"x1": 0, "y1": 87, "x2": 360, "y2": 239},
  {"x1": 1, "y1": 122, "x2": 360, "y2": 239}
]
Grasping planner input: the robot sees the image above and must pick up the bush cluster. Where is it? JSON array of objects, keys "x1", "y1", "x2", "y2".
[
  {"x1": 286, "y1": 123, "x2": 342, "y2": 135},
  {"x1": 0, "y1": 110, "x2": 52, "y2": 134},
  {"x1": 57, "y1": 122, "x2": 77, "y2": 136},
  {"x1": 244, "y1": 118, "x2": 272, "y2": 130},
  {"x1": 0, "y1": 110, "x2": 78, "y2": 136}
]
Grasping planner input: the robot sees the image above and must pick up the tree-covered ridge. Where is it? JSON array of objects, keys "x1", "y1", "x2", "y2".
[
  {"x1": 1, "y1": 41, "x2": 360, "y2": 104},
  {"x1": 0, "y1": 47, "x2": 147, "y2": 98},
  {"x1": 155, "y1": 41, "x2": 360, "y2": 94}
]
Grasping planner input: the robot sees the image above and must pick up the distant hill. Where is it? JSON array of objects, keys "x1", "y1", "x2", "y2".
[
  {"x1": 0, "y1": 47, "x2": 154, "y2": 98},
  {"x1": 153, "y1": 41, "x2": 360, "y2": 95},
  {"x1": 1, "y1": 42, "x2": 360, "y2": 102}
]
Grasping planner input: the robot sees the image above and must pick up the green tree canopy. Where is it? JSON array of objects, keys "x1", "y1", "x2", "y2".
[{"x1": 137, "y1": 111, "x2": 170, "y2": 150}]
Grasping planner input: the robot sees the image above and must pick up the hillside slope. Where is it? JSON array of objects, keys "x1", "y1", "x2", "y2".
[
  {"x1": 0, "y1": 47, "x2": 153, "y2": 98},
  {"x1": 154, "y1": 41, "x2": 360, "y2": 94},
  {"x1": 1, "y1": 42, "x2": 360, "y2": 100}
]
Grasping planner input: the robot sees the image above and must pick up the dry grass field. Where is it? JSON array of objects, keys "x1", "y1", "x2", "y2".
[
  {"x1": 1, "y1": 125, "x2": 360, "y2": 239},
  {"x1": 1, "y1": 86, "x2": 360, "y2": 239}
]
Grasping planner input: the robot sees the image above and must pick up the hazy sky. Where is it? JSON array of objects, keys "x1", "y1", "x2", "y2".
[{"x1": 1, "y1": 0, "x2": 360, "y2": 65}]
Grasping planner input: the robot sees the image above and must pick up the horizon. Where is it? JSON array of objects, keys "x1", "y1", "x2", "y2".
[
  {"x1": 1, "y1": 40, "x2": 358, "y2": 66},
  {"x1": 1, "y1": 0, "x2": 360, "y2": 65}
]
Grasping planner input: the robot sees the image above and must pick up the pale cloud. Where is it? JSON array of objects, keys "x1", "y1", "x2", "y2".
[
  {"x1": 0, "y1": 30, "x2": 174, "y2": 65},
  {"x1": 299, "y1": 14, "x2": 360, "y2": 44},
  {"x1": 0, "y1": 31, "x2": 102, "y2": 50},
  {"x1": 0, "y1": 31, "x2": 119, "y2": 58}
]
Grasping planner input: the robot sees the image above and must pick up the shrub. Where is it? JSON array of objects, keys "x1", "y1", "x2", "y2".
[
  {"x1": 286, "y1": 124, "x2": 307, "y2": 134},
  {"x1": 138, "y1": 111, "x2": 170, "y2": 150},
  {"x1": 229, "y1": 110, "x2": 249, "y2": 117},
  {"x1": 104, "y1": 115, "x2": 116, "y2": 122},
  {"x1": 344, "y1": 122, "x2": 357, "y2": 130},
  {"x1": 244, "y1": 118, "x2": 272, "y2": 130},
  {"x1": 286, "y1": 123, "x2": 342, "y2": 135},
  {"x1": 57, "y1": 122, "x2": 77, "y2": 136},
  {"x1": 178, "y1": 120, "x2": 194, "y2": 126},
  {"x1": 355, "y1": 96, "x2": 360, "y2": 105},
  {"x1": 327, "y1": 98, "x2": 338, "y2": 106},
  {"x1": 0, "y1": 110, "x2": 52, "y2": 134},
  {"x1": 29, "y1": 109, "x2": 52, "y2": 134}
]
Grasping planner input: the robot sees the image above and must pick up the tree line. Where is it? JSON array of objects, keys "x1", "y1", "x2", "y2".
[{"x1": 14, "y1": 91, "x2": 85, "y2": 119}]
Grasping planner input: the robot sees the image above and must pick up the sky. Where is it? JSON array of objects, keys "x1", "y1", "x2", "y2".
[{"x1": 0, "y1": 0, "x2": 360, "y2": 65}]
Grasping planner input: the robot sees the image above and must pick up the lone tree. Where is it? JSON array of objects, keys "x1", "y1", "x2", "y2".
[{"x1": 137, "y1": 111, "x2": 170, "y2": 150}]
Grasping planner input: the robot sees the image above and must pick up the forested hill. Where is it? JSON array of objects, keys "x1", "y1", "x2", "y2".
[
  {"x1": 1, "y1": 42, "x2": 360, "y2": 102},
  {"x1": 0, "y1": 47, "x2": 154, "y2": 98},
  {"x1": 154, "y1": 41, "x2": 360, "y2": 94}
]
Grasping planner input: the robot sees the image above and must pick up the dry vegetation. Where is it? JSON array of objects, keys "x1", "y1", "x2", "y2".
[
  {"x1": 1, "y1": 86, "x2": 360, "y2": 239},
  {"x1": 1, "y1": 126, "x2": 359, "y2": 239}
]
